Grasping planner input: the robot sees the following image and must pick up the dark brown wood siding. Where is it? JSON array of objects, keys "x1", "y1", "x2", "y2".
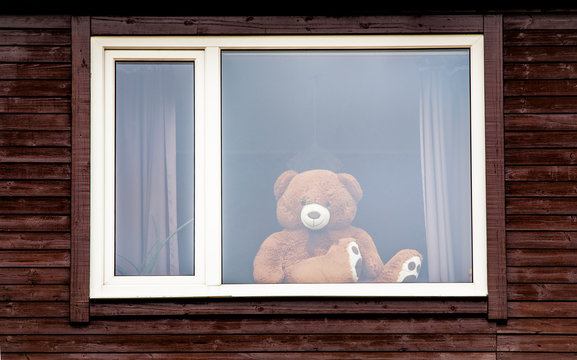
[
  {"x1": 0, "y1": 10, "x2": 574, "y2": 359},
  {"x1": 500, "y1": 12, "x2": 577, "y2": 359},
  {"x1": 0, "y1": 15, "x2": 72, "y2": 329}
]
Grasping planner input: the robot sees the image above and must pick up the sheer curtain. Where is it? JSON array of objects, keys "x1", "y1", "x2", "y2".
[
  {"x1": 115, "y1": 64, "x2": 185, "y2": 276},
  {"x1": 419, "y1": 61, "x2": 472, "y2": 283}
]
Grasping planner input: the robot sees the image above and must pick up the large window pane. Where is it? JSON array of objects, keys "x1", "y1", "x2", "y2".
[
  {"x1": 115, "y1": 62, "x2": 194, "y2": 276},
  {"x1": 221, "y1": 50, "x2": 472, "y2": 284}
]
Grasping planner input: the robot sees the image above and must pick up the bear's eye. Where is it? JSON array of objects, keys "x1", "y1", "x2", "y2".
[
  {"x1": 301, "y1": 199, "x2": 306, "y2": 206},
  {"x1": 325, "y1": 201, "x2": 331, "y2": 207}
]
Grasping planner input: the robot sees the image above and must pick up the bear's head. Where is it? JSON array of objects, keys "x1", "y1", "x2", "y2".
[{"x1": 273, "y1": 169, "x2": 363, "y2": 231}]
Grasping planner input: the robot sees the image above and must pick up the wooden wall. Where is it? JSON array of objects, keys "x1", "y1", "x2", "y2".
[
  {"x1": 0, "y1": 10, "x2": 575, "y2": 359},
  {"x1": 500, "y1": 12, "x2": 577, "y2": 359}
]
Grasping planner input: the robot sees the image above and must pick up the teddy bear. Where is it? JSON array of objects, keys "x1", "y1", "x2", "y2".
[{"x1": 253, "y1": 169, "x2": 423, "y2": 284}]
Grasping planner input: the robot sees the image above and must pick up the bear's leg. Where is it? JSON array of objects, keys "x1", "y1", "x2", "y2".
[
  {"x1": 284, "y1": 238, "x2": 363, "y2": 283},
  {"x1": 373, "y1": 249, "x2": 422, "y2": 283}
]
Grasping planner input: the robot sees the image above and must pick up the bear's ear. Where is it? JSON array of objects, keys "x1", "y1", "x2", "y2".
[
  {"x1": 338, "y1": 173, "x2": 363, "y2": 202},
  {"x1": 274, "y1": 170, "x2": 298, "y2": 200}
]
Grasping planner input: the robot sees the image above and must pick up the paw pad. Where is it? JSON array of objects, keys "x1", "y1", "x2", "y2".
[
  {"x1": 397, "y1": 255, "x2": 422, "y2": 283},
  {"x1": 346, "y1": 242, "x2": 363, "y2": 282}
]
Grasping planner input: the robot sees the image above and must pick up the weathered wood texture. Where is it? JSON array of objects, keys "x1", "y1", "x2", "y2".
[
  {"x1": 484, "y1": 14, "x2": 507, "y2": 320},
  {"x1": 0, "y1": 14, "x2": 75, "y2": 356},
  {"x1": 1, "y1": 10, "x2": 576, "y2": 359},
  {"x1": 90, "y1": 15, "x2": 485, "y2": 35},
  {"x1": 501, "y1": 12, "x2": 577, "y2": 359},
  {"x1": 69, "y1": 15, "x2": 90, "y2": 323}
]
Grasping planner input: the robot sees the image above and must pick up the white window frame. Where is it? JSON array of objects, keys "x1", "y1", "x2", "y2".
[{"x1": 90, "y1": 35, "x2": 487, "y2": 299}]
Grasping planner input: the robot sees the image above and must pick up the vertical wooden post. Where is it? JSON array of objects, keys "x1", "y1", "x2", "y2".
[
  {"x1": 484, "y1": 14, "x2": 507, "y2": 321},
  {"x1": 70, "y1": 15, "x2": 91, "y2": 323}
]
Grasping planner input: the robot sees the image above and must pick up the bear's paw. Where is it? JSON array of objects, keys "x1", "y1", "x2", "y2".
[
  {"x1": 396, "y1": 255, "x2": 422, "y2": 283},
  {"x1": 346, "y1": 241, "x2": 363, "y2": 282}
]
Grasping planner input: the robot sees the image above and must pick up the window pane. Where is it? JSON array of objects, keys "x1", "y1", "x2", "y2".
[
  {"x1": 115, "y1": 62, "x2": 194, "y2": 276},
  {"x1": 221, "y1": 50, "x2": 472, "y2": 284}
]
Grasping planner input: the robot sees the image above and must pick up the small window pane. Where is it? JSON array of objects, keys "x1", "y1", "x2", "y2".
[
  {"x1": 221, "y1": 50, "x2": 472, "y2": 284},
  {"x1": 115, "y1": 62, "x2": 194, "y2": 276}
]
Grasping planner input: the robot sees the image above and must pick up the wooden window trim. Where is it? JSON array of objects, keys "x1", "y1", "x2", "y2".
[
  {"x1": 483, "y1": 15, "x2": 507, "y2": 321},
  {"x1": 70, "y1": 14, "x2": 505, "y2": 322},
  {"x1": 70, "y1": 16, "x2": 91, "y2": 323}
]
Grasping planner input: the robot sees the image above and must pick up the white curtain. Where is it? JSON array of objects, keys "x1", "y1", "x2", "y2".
[
  {"x1": 419, "y1": 63, "x2": 472, "y2": 283},
  {"x1": 115, "y1": 65, "x2": 181, "y2": 276}
]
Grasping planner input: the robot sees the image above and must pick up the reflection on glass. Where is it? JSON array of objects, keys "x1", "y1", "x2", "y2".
[
  {"x1": 115, "y1": 62, "x2": 194, "y2": 276},
  {"x1": 221, "y1": 50, "x2": 472, "y2": 284}
]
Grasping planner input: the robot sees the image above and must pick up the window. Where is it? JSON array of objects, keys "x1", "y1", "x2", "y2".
[
  {"x1": 90, "y1": 35, "x2": 487, "y2": 299},
  {"x1": 114, "y1": 60, "x2": 195, "y2": 277}
]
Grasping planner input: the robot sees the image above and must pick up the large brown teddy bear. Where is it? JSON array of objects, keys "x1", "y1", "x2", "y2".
[{"x1": 253, "y1": 169, "x2": 423, "y2": 284}]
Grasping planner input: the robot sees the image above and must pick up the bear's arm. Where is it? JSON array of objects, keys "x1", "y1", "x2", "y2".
[{"x1": 253, "y1": 232, "x2": 289, "y2": 284}]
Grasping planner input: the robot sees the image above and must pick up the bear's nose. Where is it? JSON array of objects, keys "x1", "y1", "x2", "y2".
[
  {"x1": 308, "y1": 211, "x2": 321, "y2": 219},
  {"x1": 300, "y1": 203, "x2": 330, "y2": 230}
]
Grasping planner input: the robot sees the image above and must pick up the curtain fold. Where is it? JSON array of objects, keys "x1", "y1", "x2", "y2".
[
  {"x1": 115, "y1": 64, "x2": 180, "y2": 276},
  {"x1": 419, "y1": 63, "x2": 472, "y2": 283}
]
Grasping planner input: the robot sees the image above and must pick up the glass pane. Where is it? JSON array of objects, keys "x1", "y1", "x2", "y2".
[
  {"x1": 115, "y1": 62, "x2": 194, "y2": 276},
  {"x1": 221, "y1": 50, "x2": 471, "y2": 284}
]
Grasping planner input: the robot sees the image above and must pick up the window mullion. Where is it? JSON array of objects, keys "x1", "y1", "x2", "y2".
[{"x1": 203, "y1": 46, "x2": 223, "y2": 287}]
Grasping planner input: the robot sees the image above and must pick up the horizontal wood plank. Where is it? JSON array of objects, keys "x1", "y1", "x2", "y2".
[
  {"x1": 507, "y1": 249, "x2": 577, "y2": 266},
  {"x1": 0, "y1": 46, "x2": 70, "y2": 62},
  {"x1": 499, "y1": 318, "x2": 577, "y2": 334},
  {"x1": 498, "y1": 353, "x2": 577, "y2": 360},
  {"x1": 505, "y1": 63, "x2": 577, "y2": 80},
  {"x1": 506, "y1": 182, "x2": 577, "y2": 197},
  {"x1": 508, "y1": 284, "x2": 577, "y2": 301},
  {"x1": 0, "y1": 97, "x2": 70, "y2": 113},
  {"x1": 0, "y1": 164, "x2": 70, "y2": 179},
  {"x1": 504, "y1": 46, "x2": 577, "y2": 63},
  {"x1": 0, "y1": 231, "x2": 69, "y2": 249},
  {"x1": 506, "y1": 131, "x2": 577, "y2": 148},
  {"x1": 0, "y1": 16, "x2": 71, "y2": 29},
  {"x1": 508, "y1": 301, "x2": 577, "y2": 318},
  {"x1": 0, "y1": 215, "x2": 69, "y2": 231},
  {"x1": 507, "y1": 231, "x2": 577, "y2": 249},
  {"x1": 506, "y1": 114, "x2": 577, "y2": 131},
  {"x1": 0, "y1": 301, "x2": 68, "y2": 317},
  {"x1": 0, "y1": 268, "x2": 69, "y2": 284},
  {"x1": 505, "y1": 80, "x2": 577, "y2": 96},
  {"x1": 0, "y1": 333, "x2": 496, "y2": 353},
  {"x1": 91, "y1": 15, "x2": 484, "y2": 36},
  {"x1": 0, "y1": 29, "x2": 70, "y2": 45},
  {"x1": 0, "y1": 114, "x2": 70, "y2": 130},
  {"x1": 504, "y1": 14, "x2": 577, "y2": 30},
  {"x1": 0, "y1": 285, "x2": 69, "y2": 301},
  {"x1": 0, "y1": 80, "x2": 71, "y2": 96},
  {"x1": 0, "y1": 63, "x2": 70, "y2": 80},
  {"x1": 0, "y1": 352, "x2": 498, "y2": 360},
  {"x1": 506, "y1": 166, "x2": 577, "y2": 181},
  {"x1": 0, "y1": 197, "x2": 70, "y2": 214},
  {"x1": 506, "y1": 149, "x2": 577, "y2": 165},
  {"x1": 499, "y1": 334, "x2": 577, "y2": 352},
  {"x1": 0, "y1": 317, "x2": 496, "y2": 335},
  {"x1": 0, "y1": 147, "x2": 70, "y2": 162},
  {"x1": 0, "y1": 250, "x2": 70, "y2": 267},
  {"x1": 506, "y1": 198, "x2": 577, "y2": 215},
  {"x1": 0, "y1": 180, "x2": 70, "y2": 196},
  {"x1": 508, "y1": 266, "x2": 577, "y2": 283},
  {"x1": 505, "y1": 97, "x2": 577, "y2": 114},
  {"x1": 90, "y1": 300, "x2": 488, "y2": 317},
  {"x1": 507, "y1": 215, "x2": 577, "y2": 231},
  {"x1": 504, "y1": 29, "x2": 577, "y2": 46}
]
